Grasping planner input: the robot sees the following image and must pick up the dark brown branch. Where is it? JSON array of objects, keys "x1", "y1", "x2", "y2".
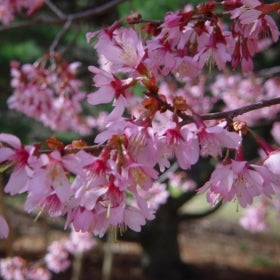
[
  {"x1": 172, "y1": 190, "x2": 197, "y2": 210},
  {"x1": 55, "y1": 97, "x2": 280, "y2": 156},
  {"x1": 45, "y1": 0, "x2": 65, "y2": 19},
  {"x1": 63, "y1": 144, "x2": 105, "y2": 154},
  {"x1": 178, "y1": 201, "x2": 222, "y2": 221},
  {"x1": 0, "y1": 0, "x2": 127, "y2": 32},
  {"x1": 180, "y1": 97, "x2": 280, "y2": 125}
]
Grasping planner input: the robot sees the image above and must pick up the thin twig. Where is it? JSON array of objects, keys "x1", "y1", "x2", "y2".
[
  {"x1": 49, "y1": 19, "x2": 72, "y2": 53},
  {"x1": 180, "y1": 97, "x2": 280, "y2": 125},
  {"x1": 178, "y1": 201, "x2": 223, "y2": 221},
  {"x1": 0, "y1": 0, "x2": 127, "y2": 32},
  {"x1": 158, "y1": 162, "x2": 179, "y2": 183},
  {"x1": 45, "y1": 0, "x2": 65, "y2": 19}
]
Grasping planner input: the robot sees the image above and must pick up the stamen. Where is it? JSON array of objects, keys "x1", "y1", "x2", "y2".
[{"x1": 106, "y1": 201, "x2": 111, "y2": 219}]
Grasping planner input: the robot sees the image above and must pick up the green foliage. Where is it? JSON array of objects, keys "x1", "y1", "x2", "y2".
[
  {"x1": 250, "y1": 255, "x2": 276, "y2": 268},
  {"x1": 168, "y1": 185, "x2": 184, "y2": 198},
  {"x1": 118, "y1": 0, "x2": 202, "y2": 19},
  {"x1": 2, "y1": 40, "x2": 42, "y2": 62}
]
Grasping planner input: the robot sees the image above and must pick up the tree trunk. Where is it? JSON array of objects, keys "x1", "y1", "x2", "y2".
[{"x1": 139, "y1": 199, "x2": 197, "y2": 280}]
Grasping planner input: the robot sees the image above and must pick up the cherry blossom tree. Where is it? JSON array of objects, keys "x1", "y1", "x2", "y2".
[{"x1": 0, "y1": 0, "x2": 280, "y2": 279}]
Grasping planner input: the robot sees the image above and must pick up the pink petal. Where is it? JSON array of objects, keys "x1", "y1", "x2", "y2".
[
  {"x1": 0, "y1": 147, "x2": 15, "y2": 162},
  {"x1": 0, "y1": 133, "x2": 21, "y2": 149},
  {"x1": 87, "y1": 87, "x2": 114, "y2": 105},
  {"x1": 4, "y1": 167, "x2": 28, "y2": 195}
]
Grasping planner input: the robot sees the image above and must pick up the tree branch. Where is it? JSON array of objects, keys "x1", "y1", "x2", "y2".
[
  {"x1": 0, "y1": 0, "x2": 127, "y2": 32},
  {"x1": 178, "y1": 201, "x2": 222, "y2": 221},
  {"x1": 45, "y1": 0, "x2": 65, "y2": 19},
  {"x1": 180, "y1": 97, "x2": 280, "y2": 125},
  {"x1": 49, "y1": 19, "x2": 72, "y2": 52},
  {"x1": 172, "y1": 190, "x2": 197, "y2": 210}
]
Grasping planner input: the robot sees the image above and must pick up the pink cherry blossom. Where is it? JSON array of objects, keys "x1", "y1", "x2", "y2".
[
  {"x1": 263, "y1": 150, "x2": 280, "y2": 179},
  {"x1": 122, "y1": 206, "x2": 147, "y2": 232},
  {"x1": 158, "y1": 79, "x2": 214, "y2": 114},
  {"x1": 199, "y1": 160, "x2": 265, "y2": 207},
  {"x1": 210, "y1": 74, "x2": 280, "y2": 125},
  {"x1": 193, "y1": 22, "x2": 232, "y2": 71},
  {"x1": 196, "y1": 121, "x2": 241, "y2": 157},
  {"x1": 239, "y1": 204, "x2": 268, "y2": 233},
  {"x1": 138, "y1": 182, "x2": 169, "y2": 210},
  {"x1": 0, "y1": 133, "x2": 34, "y2": 195},
  {"x1": 88, "y1": 23, "x2": 146, "y2": 74},
  {"x1": 1, "y1": 0, "x2": 280, "y2": 242},
  {"x1": 271, "y1": 122, "x2": 280, "y2": 145},
  {"x1": 87, "y1": 65, "x2": 134, "y2": 107},
  {"x1": 125, "y1": 124, "x2": 158, "y2": 167},
  {"x1": 0, "y1": 257, "x2": 27, "y2": 280},
  {"x1": 0, "y1": 0, "x2": 44, "y2": 25},
  {"x1": 65, "y1": 230, "x2": 95, "y2": 255},
  {"x1": 173, "y1": 55, "x2": 201, "y2": 80},
  {"x1": 8, "y1": 58, "x2": 93, "y2": 135},
  {"x1": 145, "y1": 39, "x2": 179, "y2": 77},
  {"x1": 26, "y1": 266, "x2": 51, "y2": 280},
  {"x1": 252, "y1": 164, "x2": 278, "y2": 198},
  {"x1": 25, "y1": 150, "x2": 86, "y2": 213},
  {"x1": 158, "y1": 122, "x2": 199, "y2": 171},
  {"x1": 168, "y1": 172, "x2": 197, "y2": 192},
  {"x1": 45, "y1": 240, "x2": 71, "y2": 273}
]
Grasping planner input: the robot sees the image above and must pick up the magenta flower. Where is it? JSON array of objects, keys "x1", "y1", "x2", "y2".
[
  {"x1": 137, "y1": 182, "x2": 169, "y2": 210},
  {"x1": 126, "y1": 124, "x2": 158, "y2": 167},
  {"x1": 199, "y1": 160, "x2": 265, "y2": 207},
  {"x1": 168, "y1": 172, "x2": 197, "y2": 192},
  {"x1": 65, "y1": 229, "x2": 95, "y2": 254},
  {"x1": 107, "y1": 194, "x2": 154, "y2": 232},
  {"x1": 271, "y1": 122, "x2": 280, "y2": 145},
  {"x1": 25, "y1": 150, "x2": 86, "y2": 213},
  {"x1": 239, "y1": 204, "x2": 268, "y2": 233},
  {"x1": 0, "y1": 257, "x2": 28, "y2": 280},
  {"x1": 45, "y1": 240, "x2": 71, "y2": 273},
  {"x1": 0, "y1": 0, "x2": 44, "y2": 25},
  {"x1": 194, "y1": 26, "x2": 232, "y2": 71},
  {"x1": 66, "y1": 207, "x2": 99, "y2": 234},
  {"x1": 87, "y1": 65, "x2": 134, "y2": 106},
  {"x1": 102, "y1": 27, "x2": 146, "y2": 73},
  {"x1": 9, "y1": 59, "x2": 93, "y2": 135},
  {"x1": 263, "y1": 150, "x2": 280, "y2": 176},
  {"x1": 27, "y1": 266, "x2": 51, "y2": 280},
  {"x1": 122, "y1": 206, "x2": 147, "y2": 232},
  {"x1": 110, "y1": 152, "x2": 158, "y2": 192},
  {"x1": 196, "y1": 122, "x2": 241, "y2": 157},
  {"x1": 0, "y1": 133, "x2": 34, "y2": 195},
  {"x1": 146, "y1": 39, "x2": 178, "y2": 77},
  {"x1": 88, "y1": 25, "x2": 145, "y2": 73},
  {"x1": 158, "y1": 122, "x2": 199, "y2": 171}
]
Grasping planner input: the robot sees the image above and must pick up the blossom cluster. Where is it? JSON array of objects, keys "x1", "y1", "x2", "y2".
[
  {"x1": 1, "y1": 0, "x2": 280, "y2": 240},
  {"x1": 211, "y1": 74, "x2": 280, "y2": 125},
  {"x1": 8, "y1": 54, "x2": 95, "y2": 135},
  {"x1": 0, "y1": 256, "x2": 50, "y2": 280},
  {"x1": 0, "y1": 229, "x2": 95, "y2": 280},
  {"x1": 0, "y1": 0, "x2": 44, "y2": 25},
  {"x1": 0, "y1": 132, "x2": 168, "y2": 238},
  {"x1": 84, "y1": 0, "x2": 280, "y2": 210},
  {"x1": 1, "y1": 115, "x2": 279, "y2": 239},
  {"x1": 116, "y1": 0, "x2": 280, "y2": 77}
]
